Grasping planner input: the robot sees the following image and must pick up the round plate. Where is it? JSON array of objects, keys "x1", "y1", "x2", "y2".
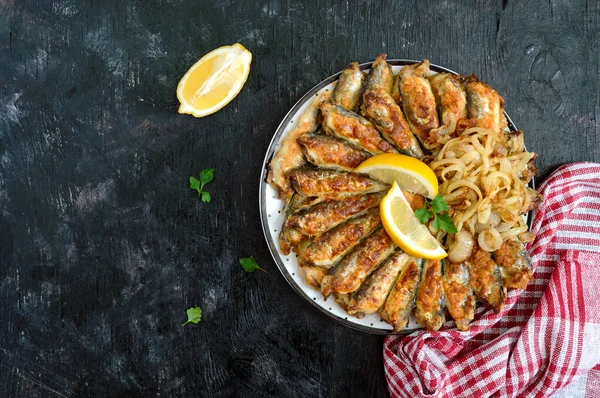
[{"x1": 259, "y1": 59, "x2": 532, "y2": 335}]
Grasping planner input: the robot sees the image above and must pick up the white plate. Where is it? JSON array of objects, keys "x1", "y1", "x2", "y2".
[{"x1": 259, "y1": 60, "x2": 527, "y2": 334}]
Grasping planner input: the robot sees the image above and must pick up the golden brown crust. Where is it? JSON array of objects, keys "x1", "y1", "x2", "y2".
[
  {"x1": 286, "y1": 193, "x2": 384, "y2": 237},
  {"x1": 494, "y1": 239, "x2": 532, "y2": 289},
  {"x1": 289, "y1": 168, "x2": 388, "y2": 198},
  {"x1": 379, "y1": 258, "x2": 421, "y2": 333},
  {"x1": 300, "y1": 208, "x2": 381, "y2": 269},
  {"x1": 267, "y1": 91, "x2": 331, "y2": 200},
  {"x1": 298, "y1": 264, "x2": 327, "y2": 289},
  {"x1": 414, "y1": 259, "x2": 445, "y2": 330},
  {"x1": 428, "y1": 73, "x2": 468, "y2": 146},
  {"x1": 320, "y1": 103, "x2": 398, "y2": 155},
  {"x1": 278, "y1": 226, "x2": 306, "y2": 255},
  {"x1": 463, "y1": 75, "x2": 508, "y2": 135},
  {"x1": 443, "y1": 261, "x2": 475, "y2": 331},
  {"x1": 331, "y1": 62, "x2": 367, "y2": 112},
  {"x1": 469, "y1": 248, "x2": 506, "y2": 313},
  {"x1": 322, "y1": 228, "x2": 396, "y2": 297},
  {"x1": 398, "y1": 60, "x2": 440, "y2": 144},
  {"x1": 297, "y1": 133, "x2": 370, "y2": 171},
  {"x1": 364, "y1": 54, "x2": 395, "y2": 95},
  {"x1": 361, "y1": 88, "x2": 424, "y2": 158},
  {"x1": 347, "y1": 251, "x2": 412, "y2": 317}
]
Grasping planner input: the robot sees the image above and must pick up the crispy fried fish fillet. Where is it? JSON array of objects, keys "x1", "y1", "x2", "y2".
[
  {"x1": 267, "y1": 91, "x2": 331, "y2": 201},
  {"x1": 443, "y1": 259, "x2": 475, "y2": 331},
  {"x1": 347, "y1": 251, "x2": 414, "y2": 318},
  {"x1": 331, "y1": 62, "x2": 367, "y2": 112},
  {"x1": 278, "y1": 225, "x2": 306, "y2": 255},
  {"x1": 494, "y1": 238, "x2": 532, "y2": 290},
  {"x1": 361, "y1": 88, "x2": 424, "y2": 158},
  {"x1": 297, "y1": 133, "x2": 370, "y2": 171},
  {"x1": 414, "y1": 259, "x2": 446, "y2": 331},
  {"x1": 289, "y1": 168, "x2": 388, "y2": 198},
  {"x1": 463, "y1": 75, "x2": 508, "y2": 135},
  {"x1": 428, "y1": 73, "x2": 468, "y2": 146},
  {"x1": 285, "y1": 193, "x2": 384, "y2": 237},
  {"x1": 298, "y1": 263, "x2": 327, "y2": 289},
  {"x1": 379, "y1": 257, "x2": 422, "y2": 333},
  {"x1": 320, "y1": 228, "x2": 396, "y2": 299},
  {"x1": 364, "y1": 54, "x2": 395, "y2": 95},
  {"x1": 299, "y1": 208, "x2": 381, "y2": 270},
  {"x1": 470, "y1": 247, "x2": 506, "y2": 313},
  {"x1": 398, "y1": 60, "x2": 440, "y2": 147},
  {"x1": 320, "y1": 103, "x2": 399, "y2": 155}
]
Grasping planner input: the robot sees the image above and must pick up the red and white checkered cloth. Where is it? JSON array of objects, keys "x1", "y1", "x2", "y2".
[{"x1": 384, "y1": 162, "x2": 600, "y2": 398}]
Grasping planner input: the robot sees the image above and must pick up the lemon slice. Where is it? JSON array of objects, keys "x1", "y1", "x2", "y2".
[
  {"x1": 381, "y1": 181, "x2": 447, "y2": 260},
  {"x1": 355, "y1": 153, "x2": 438, "y2": 199},
  {"x1": 177, "y1": 43, "x2": 252, "y2": 118}
]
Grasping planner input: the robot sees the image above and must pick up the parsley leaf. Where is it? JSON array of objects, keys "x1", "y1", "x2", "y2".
[
  {"x1": 189, "y1": 176, "x2": 201, "y2": 193},
  {"x1": 190, "y1": 168, "x2": 215, "y2": 202},
  {"x1": 414, "y1": 195, "x2": 457, "y2": 234},
  {"x1": 415, "y1": 207, "x2": 433, "y2": 224},
  {"x1": 200, "y1": 168, "x2": 215, "y2": 186},
  {"x1": 240, "y1": 256, "x2": 266, "y2": 273},
  {"x1": 182, "y1": 306, "x2": 202, "y2": 326},
  {"x1": 434, "y1": 213, "x2": 458, "y2": 234},
  {"x1": 430, "y1": 194, "x2": 450, "y2": 213}
]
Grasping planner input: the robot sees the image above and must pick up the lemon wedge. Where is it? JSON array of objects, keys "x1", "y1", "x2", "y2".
[
  {"x1": 380, "y1": 181, "x2": 448, "y2": 260},
  {"x1": 177, "y1": 43, "x2": 252, "y2": 118},
  {"x1": 355, "y1": 153, "x2": 438, "y2": 199}
]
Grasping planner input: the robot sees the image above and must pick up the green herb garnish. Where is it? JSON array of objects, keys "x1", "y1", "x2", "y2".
[
  {"x1": 190, "y1": 168, "x2": 215, "y2": 203},
  {"x1": 182, "y1": 306, "x2": 202, "y2": 326},
  {"x1": 415, "y1": 194, "x2": 458, "y2": 234},
  {"x1": 240, "y1": 256, "x2": 266, "y2": 273}
]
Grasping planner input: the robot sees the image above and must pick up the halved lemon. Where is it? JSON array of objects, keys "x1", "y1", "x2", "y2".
[
  {"x1": 177, "y1": 43, "x2": 252, "y2": 118},
  {"x1": 355, "y1": 153, "x2": 438, "y2": 199},
  {"x1": 381, "y1": 181, "x2": 447, "y2": 260}
]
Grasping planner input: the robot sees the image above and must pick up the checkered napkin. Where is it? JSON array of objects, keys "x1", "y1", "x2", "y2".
[{"x1": 384, "y1": 162, "x2": 600, "y2": 398}]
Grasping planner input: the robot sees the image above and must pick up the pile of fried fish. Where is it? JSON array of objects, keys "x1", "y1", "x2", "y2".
[{"x1": 267, "y1": 54, "x2": 538, "y2": 332}]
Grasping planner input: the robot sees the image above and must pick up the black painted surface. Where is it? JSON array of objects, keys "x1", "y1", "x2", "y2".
[{"x1": 0, "y1": 1, "x2": 598, "y2": 396}]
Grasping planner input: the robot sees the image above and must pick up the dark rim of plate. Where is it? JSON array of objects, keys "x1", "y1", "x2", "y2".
[{"x1": 259, "y1": 59, "x2": 535, "y2": 335}]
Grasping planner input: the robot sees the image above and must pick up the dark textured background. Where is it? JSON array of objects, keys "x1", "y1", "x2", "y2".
[{"x1": 0, "y1": 0, "x2": 598, "y2": 396}]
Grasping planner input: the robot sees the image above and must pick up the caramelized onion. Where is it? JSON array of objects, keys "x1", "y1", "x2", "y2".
[
  {"x1": 448, "y1": 230, "x2": 475, "y2": 263},
  {"x1": 477, "y1": 228, "x2": 502, "y2": 252}
]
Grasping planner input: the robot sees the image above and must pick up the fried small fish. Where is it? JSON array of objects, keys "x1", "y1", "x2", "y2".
[
  {"x1": 267, "y1": 91, "x2": 331, "y2": 201},
  {"x1": 298, "y1": 263, "x2": 327, "y2": 289},
  {"x1": 289, "y1": 168, "x2": 388, "y2": 198},
  {"x1": 364, "y1": 54, "x2": 395, "y2": 95},
  {"x1": 428, "y1": 73, "x2": 468, "y2": 146},
  {"x1": 398, "y1": 60, "x2": 440, "y2": 147},
  {"x1": 287, "y1": 194, "x2": 326, "y2": 213},
  {"x1": 299, "y1": 208, "x2": 381, "y2": 269},
  {"x1": 331, "y1": 62, "x2": 367, "y2": 112},
  {"x1": 320, "y1": 103, "x2": 399, "y2": 155},
  {"x1": 494, "y1": 238, "x2": 533, "y2": 290},
  {"x1": 297, "y1": 133, "x2": 370, "y2": 171},
  {"x1": 443, "y1": 259, "x2": 475, "y2": 331},
  {"x1": 286, "y1": 193, "x2": 384, "y2": 237},
  {"x1": 278, "y1": 225, "x2": 306, "y2": 255},
  {"x1": 414, "y1": 259, "x2": 446, "y2": 331},
  {"x1": 379, "y1": 257, "x2": 422, "y2": 333},
  {"x1": 470, "y1": 248, "x2": 506, "y2": 313},
  {"x1": 463, "y1": 75, "x2": 508, "y2": 135},
  {"x1": 361, "y1": 88, "x2": 424, "y2": 158},
  {"x1": 321, "y1": 228, "x2": 396, "y2": 299},
  {"x1": 347, "y1": 251, "x2": 414, "y2": 318}
]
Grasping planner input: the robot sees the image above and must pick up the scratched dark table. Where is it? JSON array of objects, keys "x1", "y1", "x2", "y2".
[{"x1": 0, "y1": 0, "x2": 598, "y2": 397}]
